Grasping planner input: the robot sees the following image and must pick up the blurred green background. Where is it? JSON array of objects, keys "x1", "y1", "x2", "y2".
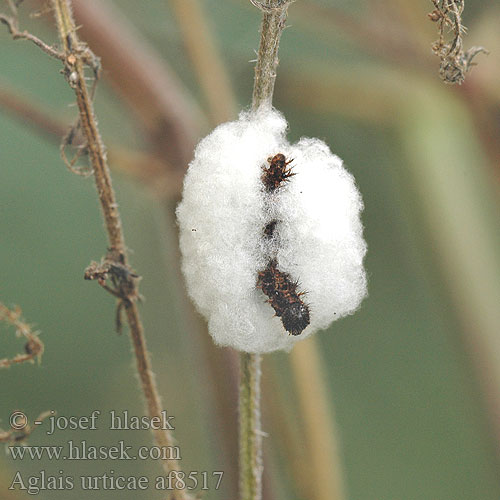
[{"x1": 1, "y1": 0, "x2": 499, "y2": 499}]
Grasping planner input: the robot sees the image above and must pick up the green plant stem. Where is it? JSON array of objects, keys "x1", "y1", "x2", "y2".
[
  {"x1": 239, "y1": 352, "x2": 263, "y2": 500},
  {"x1": 251, "y1": 0, "x2": 292, "y2": 111},
  {"x1": 239, "y1": 2, "x2": 292, "y2": 500}
]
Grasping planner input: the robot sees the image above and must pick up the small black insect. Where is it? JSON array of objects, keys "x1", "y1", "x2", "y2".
[
  {"x1": 257, "y1": 259, "x2": 310, "y2": 336},
  {"x1": 261, "y1": 153, "x2": 295, "y2": 192}
]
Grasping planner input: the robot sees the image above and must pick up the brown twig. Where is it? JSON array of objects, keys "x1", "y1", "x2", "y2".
[
  {"x1": 0, "y1": 85, "x2": 181, "y2": 194},
  {"x1": 0, "y1": 11, "x2": 64, "y2": 60},
  {"x1": 429, "y1": 0, "x2": 487, "y2": 84},
  {"x1": 0, "y1": 411, "x2": 51, "y2": 444},
  {"x1": 70, "y1": 0, "x2": 203, "y2": 170},
  {"x1": 49, "y1": 2, "x2": 191, "y2": 498},
  {"x1": 1, "y1": 2, "x2": 191, "y2": 498},
  {"x1": 47, "y1": 1, "x2": 125, "y2": 250},
  {"x1": 0, "y1": 303, "x2": 44, "y2": 368}
]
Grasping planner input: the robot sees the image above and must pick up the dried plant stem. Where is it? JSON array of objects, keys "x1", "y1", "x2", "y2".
[
  {"x1": 239, "y1": 352, "x2": 263, "y2": 500},
  {"x1": 51, "y1": 1, "x2": 123, "y2": 248},
  {"x1": 0, "y1": 11, "x2": 63, "y2": 60},
  {"x1": 239, "y1": 2, "x2": 292, "y2": 499},
  {"x1": 0, "y1": 86, "x2": 180, "y2": 194},
  {"x1": 0, "y1": 303, "x2": 44, "y2": 368},
  {"x1": 0, "y1": 410, "x2": 51, "y2": 444},
  {"x1": 429, "y1": 0, "x2": 487, "y2": 84},
  {"x1": 70, "y1": 0, "x2": 201, "y2": 170},
  {"x1": 48, "y1": 2, "x2": 190, "y2": 498}
]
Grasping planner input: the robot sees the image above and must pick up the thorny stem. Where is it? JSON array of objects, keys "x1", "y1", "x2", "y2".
[
  {"x1": 21, "y1": 2, "x2": 189, "y2": 498},
  {"x1": 239, "y1": 2, "x2": 292, "y2": 500}
]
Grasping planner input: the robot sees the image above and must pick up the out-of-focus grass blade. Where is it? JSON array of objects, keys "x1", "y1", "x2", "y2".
[{"x1": 399, "y1": 83, "x2": 500, "y2": 446}]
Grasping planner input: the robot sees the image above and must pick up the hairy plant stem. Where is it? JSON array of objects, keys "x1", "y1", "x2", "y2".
[
  {"x1": 51, "y1": 0, "x2": 124, "y2": 251},
  {"x1": 49, "y1": 2, "x2": 190, "y2": 498},
  {"x1": 251, "y1": 0, "x2": 292, "y2": 112},
  {"x1": 239, "y1": 2, "x2": 292, "y2": 500},
  {"x1": 239, "y1": 352, "x2": 263, "y2": 500}
]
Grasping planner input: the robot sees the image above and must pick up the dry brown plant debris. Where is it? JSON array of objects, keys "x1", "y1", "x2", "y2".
[{"x1": 428, "y1": 0, "x2": 487, "y2": 84}]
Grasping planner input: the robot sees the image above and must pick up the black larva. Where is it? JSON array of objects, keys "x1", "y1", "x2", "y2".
[{"x1": 257, "y1": 153, "x2": 310, "y2": 336}]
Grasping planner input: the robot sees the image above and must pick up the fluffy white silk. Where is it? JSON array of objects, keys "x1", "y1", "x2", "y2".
[{"x1": 176, "y1": 109, "x2": 367, "y2": 353}]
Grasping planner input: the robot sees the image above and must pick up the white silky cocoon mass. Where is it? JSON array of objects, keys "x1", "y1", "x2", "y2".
[{"x1": 176, "y1": 109, "x2": 367, "y2": 353}]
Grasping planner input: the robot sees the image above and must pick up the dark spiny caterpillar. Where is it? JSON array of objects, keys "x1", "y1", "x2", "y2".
[
  {"x1": 257, "y1": 259, "x2": 310, "y2": 336},
  {"x1": 262, "y1": 153, "x2": 295, "y2": 192},
  {"x1": 258, "y1": 152, "x2": 309, "y2": 335}
]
